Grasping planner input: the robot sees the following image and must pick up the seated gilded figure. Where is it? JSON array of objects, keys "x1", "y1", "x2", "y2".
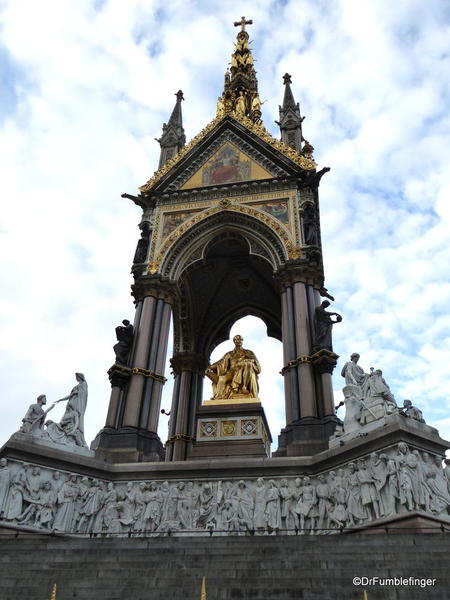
[{"x1": 205, "y1": 335, "x2": 261, "y2": 401}]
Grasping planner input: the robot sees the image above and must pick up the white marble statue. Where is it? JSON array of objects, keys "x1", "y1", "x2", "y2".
[
  {"x1": 0, "y1": 458, "x2": 11, "y2": 517},
  {"x1": 340, "y1": 354, "x2": 401, "y2": 433},
  {"x1": 48, "y1": 373, "x2": 88, "y2": 447}
]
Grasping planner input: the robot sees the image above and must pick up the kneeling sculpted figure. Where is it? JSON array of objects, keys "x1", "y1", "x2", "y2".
[{"x1": 205, "y1": 335, "x2": 261, "y2": 400}]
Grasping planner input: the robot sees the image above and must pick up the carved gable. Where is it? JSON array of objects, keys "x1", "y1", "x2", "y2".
[
  {"x1": 180, "y1": 141, "x2": 273, "y2": 190},
  {"x1": 139, "y1": 115, "x2": 315, "y2": 195}
]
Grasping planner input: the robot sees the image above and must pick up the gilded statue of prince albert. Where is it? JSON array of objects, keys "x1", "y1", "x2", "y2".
[{"x1": 205, "y1": 335, "x2": 261, "y2": 401}]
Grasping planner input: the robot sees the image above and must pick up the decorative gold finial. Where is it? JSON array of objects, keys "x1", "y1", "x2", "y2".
[
  {"x1": 233, "y1": 16, "x2": 252, "y2": 31},
  {"x1": 200, "y1": 576, "x2": 207, "y2": 600},
  {"x1": 50, "y1": 584, "x2": 57, "y2": 600}
]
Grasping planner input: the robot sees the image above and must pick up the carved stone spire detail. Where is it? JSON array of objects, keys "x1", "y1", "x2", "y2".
[
  {"x1": 217, "y1": 17, "x2": 262, "y2": 125},
  {"x1": 157, "y1": 90, "x2": 186, "y2": 169},
  {"x1": 277, "y1": 73, "x2": 304, "y2": 152}
]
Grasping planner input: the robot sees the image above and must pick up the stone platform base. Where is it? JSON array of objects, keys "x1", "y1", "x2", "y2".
[
  {"x1": 90, "y1": 427, "x2": 165, "y2": 463},
  {"x1": 188, "y1": 402, "x2": 271, "y2": 460},
  {"x1": 0, "y1": 418, "x2": 448, "y2": 539},
  {"x1": 274, "y1": 415, "x2": 341, "y2": 456},
  {"x1": 349, "y1": 511, "x2": 450, "y2": 534},
  {"x1": 0, "y1": 533, "x2": 449, "y2": 599},
  {"x1": 329, "y1": 413, "x2": 440, "y2": 449}
]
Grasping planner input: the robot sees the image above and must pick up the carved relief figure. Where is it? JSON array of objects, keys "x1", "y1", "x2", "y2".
[
  {"x1": 197, "y1": 483, "x2": 216, "y2": 530},
  {"x1": 253, "y1": 478, "x2": 267, "y2": 532},
  {"x1": 265, "y1": 480, "x2": 281, "y2": 532},
  {"x1": 53, "y1": 474, "x2": 79, "y2": 532},
  {"x1": 316, "y1": 474, "x2": 331, "y2": 531},
  {"x1": 205, "y1": 335, "x2": 261, "y2": 400},
  {"x1": 34, "y1": 481, "x2": 57, "y2": 529},
  {"x1": 235, "y1": 480, "x2": 254, "y2": 530},
  {"x1": 0, "y1": 443, "x2": 448, "y2": 536},
  {"x1": 3, "y1": 463, "x2": 30, "y2": 521},
  {"x1": 426, "y1": 456, "x2": 450, "y2": 515},
  {"x1": 143, "y1": 481, "x2": 163, "y2": 532},
  {"x1": 356, "y1": 458, "x2": 380, "y2": 520},
  {"x1": 279, "y1": 478, "x2": 295, "y2": 530},
  {"x1": 0, "y1": 459, "x2": 11, "y2": 517},
  {"x1": 294, "y1": 476, "x2": 317, "y2": 534}
]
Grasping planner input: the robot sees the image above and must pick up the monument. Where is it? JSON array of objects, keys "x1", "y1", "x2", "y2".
[{"x1": 0, "y1": 16, "x2": 449, "y2": 600}]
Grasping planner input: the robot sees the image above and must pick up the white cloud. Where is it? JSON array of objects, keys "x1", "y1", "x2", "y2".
[{"x1": 0, "y1": 0, "x2": 449, "y2": 453}]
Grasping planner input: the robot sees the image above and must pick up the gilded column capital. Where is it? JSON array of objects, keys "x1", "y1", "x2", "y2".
[
  {"x1": 275, "y1": 260, "x2": 324, "y2": 291},
  {"x1": 131, "y1": 275, "x2": 178, "y2": 304}
]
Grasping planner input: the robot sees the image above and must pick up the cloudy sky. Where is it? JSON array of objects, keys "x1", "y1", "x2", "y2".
[{"x1": 1, "y1": 0, "x2": 449, "y2": 451}]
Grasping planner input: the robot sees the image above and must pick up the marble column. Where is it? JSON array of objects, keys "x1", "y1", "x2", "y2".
[
  {"x1": 321, "y1": 372, "x2": 335, "y2": 416},
  {"x1": 167, "y1": 352, "x2": 207, "y2": 462},
  {"x1": 147, "y1": 302, "x2": 171, "y2": 432},
  {"x1": 105, "y1": 387, "x2": 122, "y2": 428},
  {"x1": 293, "y1": 282, "x2": 317, "y2": 418},
  {"x1": 172, "y1": 370, "x2": 192, "y2": 461},
  {"x1": 165, "y1": 373, "x2": 181, "y2": 462},
  {"x1": 281, "y1": 286, "x2": 299, "y2": 424},
  {"x1": 104, "y1": 301, "x2": 144, "y2": 428},
  {"x1": 122, "y1": 296, "x2": 157, "y2": 427}
]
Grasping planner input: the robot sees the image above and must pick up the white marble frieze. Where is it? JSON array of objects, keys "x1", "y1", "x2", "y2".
[{"x1": 0, "y1": 444, "x2": 449, "y2": 536}]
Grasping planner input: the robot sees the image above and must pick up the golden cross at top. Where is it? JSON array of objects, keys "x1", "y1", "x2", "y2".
[{"x1": 234, "y1": 16, "x2": 253, "y2": 32}]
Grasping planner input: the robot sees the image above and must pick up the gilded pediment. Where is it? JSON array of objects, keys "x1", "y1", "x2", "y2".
[
  {"x1": 139, "y1": 115, "x2": 316, "y2": 195},
  {"x1": 180, "y1": 141, "x2": 273, "y2": 190}
]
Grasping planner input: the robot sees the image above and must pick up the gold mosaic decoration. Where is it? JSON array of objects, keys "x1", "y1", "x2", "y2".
[
  {"x1": 221, "y1": 420, "x2": 237, "y2": 436},
  {"x1": 147, "y1": 199, "x2": 298, "y2": 274},
  {"x1": 139, "y1": 114, "x2": 316, "y2": 194}
]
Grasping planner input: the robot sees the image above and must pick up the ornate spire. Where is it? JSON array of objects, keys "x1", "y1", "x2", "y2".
[
  {"x1": 277, "y1": 73, "x2": 304, "y2": 152},
  {"x1": 216, "y1": 17, "x2": 262, "y2": 125},
  {"x1": 157, "y1": 90, "x2": 186, "y2": 169}
]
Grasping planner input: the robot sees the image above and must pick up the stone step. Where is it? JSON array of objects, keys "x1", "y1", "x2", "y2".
[{"x1": 0, "y1": 534, "x2": 448, "y2": 600}]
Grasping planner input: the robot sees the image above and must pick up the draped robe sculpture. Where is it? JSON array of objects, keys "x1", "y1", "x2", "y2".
[{"x1": 205, "y1": 335, "x2": 261, "y2": 400}]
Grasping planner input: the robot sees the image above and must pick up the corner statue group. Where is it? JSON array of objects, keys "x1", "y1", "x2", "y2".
[{"x1": 205, "y1": 335, "x2": 261, "y2": 400}]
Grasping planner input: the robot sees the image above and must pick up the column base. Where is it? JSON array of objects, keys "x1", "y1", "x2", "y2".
[
  {"x1": 273, "y1": 415, "x2": 341, "y2": 457},
  {"x1": 91, "y1": 427, "x2": 165, "y2": 463}
]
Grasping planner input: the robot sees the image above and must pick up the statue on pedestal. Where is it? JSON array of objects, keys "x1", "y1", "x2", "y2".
[
  {"x1": 45, "y1": 373, "x2": 89, "y2": 448},
  {"x1": 205, "y1": 335, "x2": 260, "y2": 400},
  {"x1": 341, "y1": 354, "x2": 399, "y2": 431},
  {"x1": 401, "y1": 399, "x2": 425, "y2": 423},
  {"x1": 312, "y1": 300, "x2": 342, "y2": 352},
  {"x1": 113, "y1": 320, "x2": 134, "y2": 365}
]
